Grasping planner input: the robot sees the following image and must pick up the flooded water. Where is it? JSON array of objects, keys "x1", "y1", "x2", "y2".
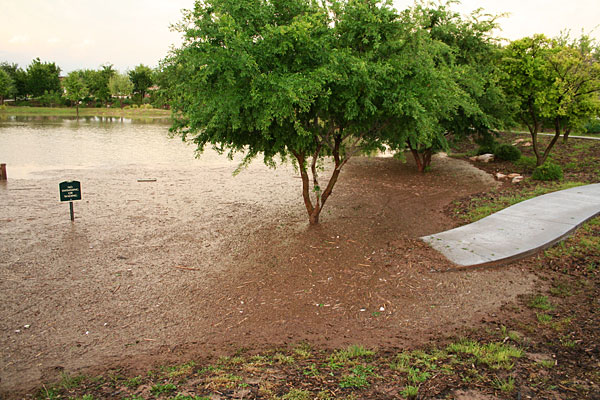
[{"x1": 0, "y1": 116, "x2": 230, "y2": 179}]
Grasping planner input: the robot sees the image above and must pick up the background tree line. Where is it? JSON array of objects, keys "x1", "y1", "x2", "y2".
[{"x1": 0, "y1": 60, "x2": 164, "y2": 110}]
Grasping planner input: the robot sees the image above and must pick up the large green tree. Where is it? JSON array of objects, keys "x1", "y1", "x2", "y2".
[
  {"x1": 385, "y1": 2, "x2": 510, "y2": 172},
  {"x1": 502, "y1": 34, "x2": 600, "y2": 165},
  {"x1": 165, "y1": 0, "x2": 436, "y2": 224},
  {"x1": 25, "y1": 58, "x2": 61, "y2": 97},
  {"x1": 128, "y1": 64, "x2": 153, "y2": 104}
]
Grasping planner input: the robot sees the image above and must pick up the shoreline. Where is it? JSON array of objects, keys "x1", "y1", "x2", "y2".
[{"x1": 0, "y1": 105, "x2": 171, "y2": 119}]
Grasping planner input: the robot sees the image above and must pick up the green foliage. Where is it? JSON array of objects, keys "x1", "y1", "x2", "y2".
[
  {"x1": 339, "y1": 365, "x2": 373, "y2": 389},
  {"x1": 494, "y1": 143, "x2": 521, "y2": 161},
  {"x1": 0, "y1": 62, "x2": 27, "y2": 100},
  {"x1": 149, "y1": 382, "x2": 177, "y2": 395},
  {"x1": 281, "y1": 389, "x2": 312, "y2": 400},
  {"x1": 108, "y1": 73, "x2": 134, "y2": 108},
  {"x1": 515, "y1": 155, "x2": 537, "y2": 172},
  {"x1": 492, "y1": 376, "x2": 515, "y2": 393},
  {"x1": 447, "y1": 339, "x2": 523, "y2": 370},
  {"x1": 26, "y1": 57, "x2": 61, "y2": 97},
  {"x1": 532, "y1": 162, "x2": 564, "y2": 181},
  {"x1": 401, "y1": 385, "x2": 419, "y2": 398},
  {"x1": 165, "y1": 0, "x2": 512, "y2": 221},
  {"x1": 0, "y1": 68, "x2": 16, "y2": 102},
  {"x1": 128, "y1": 64, "x2": 153, "y2": 104},
  {"x1": 502, "y1": 33, "x2": 600, "y2": 165},
  {"x1": 330, "y1": 345, "x2": 374, "y2": 364},
  {"x1": 63, "y1": 71, "x2": 90, "y2": 114},
  {"x1": 584, "y1": 118, "x2": 600, "y2": 133},
  {"x1": 528, "y1": 295, "x2": 554, "y2": 311}
]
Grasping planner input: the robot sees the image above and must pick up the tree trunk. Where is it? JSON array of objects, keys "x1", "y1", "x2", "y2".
[
  {"x1": 76, "y1": 103, "x2": 79, "y2": 119},
  {"x1": 407, "y1": 142, "x2": 432, "y2": 173},
  {"x1": 563, "y1": 128, "x2": 571, "y2": 144}
]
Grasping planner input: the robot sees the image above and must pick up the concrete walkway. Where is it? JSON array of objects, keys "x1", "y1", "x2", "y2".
[{"x1": 422, "y1": 183, "x2": 600, "y2": 267}]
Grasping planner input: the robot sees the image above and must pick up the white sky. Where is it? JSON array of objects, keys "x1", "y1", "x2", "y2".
[{"x1": 1, "y1": 0, "x2": 599, "y2": 74}]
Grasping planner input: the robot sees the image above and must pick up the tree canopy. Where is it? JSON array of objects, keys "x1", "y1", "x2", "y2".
[
  {"x1": 25, "y1": 58, "x2": 61, "y2": 97},
  {"x1": 63, "y1": 71, "x2": 89, "y2": 117},
  {"x1": 128, "y1": 64, "x2": 153, "y2": 104},
  {"x1": 502, "y1": 34, "x2": 600, "y2": 165},
  {"x1": 108, "y1": 73, "x2": 134, "y2": 109}
]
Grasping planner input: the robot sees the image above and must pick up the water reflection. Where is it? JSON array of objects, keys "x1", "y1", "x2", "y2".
[{"x1": 0, "y1": 116, "x2": 222, "y2": 180}]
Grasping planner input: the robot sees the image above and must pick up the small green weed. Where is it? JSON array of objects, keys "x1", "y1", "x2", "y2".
[
  {"x1": 281, "y1": 389, "x2": 312, "y2": 400},
  {"x1": 492, "y1": 376, "x2": 515, "y2": 393},
  {"x1": 303, "y1": 363, "x2": 320, "y2": 377},
  {"x1": 529, "y1": 295, "x2": 554, "y2": 311},
  {"x1": 339, "y1": 365, "x2": 373, "y2": 389},
  {"x1": 149, "y1": 382, "x2": 177, "y2": 395},
  {"x1": 123, "y1": 375, "x2": 143, "y2": 388},
  {"x1": 329, "y1": 345, "x2": 374, "y2": 365},
  {"x1": 400, "y1": 385, "x2": 419, "y2": 398},
  {"x1": 536, "y1": 313, "x2": 553, "y2": 323},
  {"x1": 447, "y1": 339, "x2": 523, "y2": 370},
  {"x1": 274, "y1": 353, "x2": 295, "y2": 365}
]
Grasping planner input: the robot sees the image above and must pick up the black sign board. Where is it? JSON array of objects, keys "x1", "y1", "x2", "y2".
[{"x1": 59, "y1": 181, "x2": 82, "y2": 202}]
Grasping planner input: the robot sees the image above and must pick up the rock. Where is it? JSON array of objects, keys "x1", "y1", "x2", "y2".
[
  {"x1": 495, "y1": 173, "x2": 507, "y2": 179},
  {"x1": 512, "y1": 138, "x2": 526, "y2": 145},
  {"x1": 475, "y1": 153, "x2": 494, "y2": 163},
  {"x1": 522, "y1": 142, "x2": 532, "y2": 147},
  {"x1": 507, "y1": 173, "x2": 521, "y2": 178},
  {"x1": 512, "y1": 176, "x2": 524, "y2": 183}
]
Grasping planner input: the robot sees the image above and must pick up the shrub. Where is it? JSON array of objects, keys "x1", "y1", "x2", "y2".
[
  {"x1": 532, "y1": 162, "x2": 563, "y2": 181},
  {"x1": 476, "y1": 143, "x2": 497, "y2": 155},
  {"x1": 494, "y1": 144, "x2": 521, "y2": 161},
  {"x1": 584, "y1": 118, "x2": 600, "y2": 134},
  {"x1": 515, "y1": 156, "x2": 537, "y2": 172}
]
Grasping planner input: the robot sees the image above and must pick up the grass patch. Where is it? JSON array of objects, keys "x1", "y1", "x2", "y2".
[
  {"x1": 149, "y1": 382, "x2": 177, "y2": 395},
  {"x1": 528, "y1": 295, "x2": 554, "y2": 311},
  {"x1": 460, "y1": 182, "x2": 586, "y2": 222},
  {"x1": 492, "y1": 376, "x2": 515, "y2": 393},
  {"x1": 0, "y1": 105, "x2": 171, "y2": 119},
  {"x1": 339, "y1": 364, "x2": 373, "y2": 389},
  {"x1": 447, "y1": 340, "x2": 523, "y2": 370}
]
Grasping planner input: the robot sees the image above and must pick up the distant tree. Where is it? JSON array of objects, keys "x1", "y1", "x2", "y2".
[
  {"x1": 63, "y1": 71, "x2": 89, "y2": 117},
  {"x1": 0, "y1": 62, "x2": 27, "y2": 100},
  {"x1": 0, "y1": 69, "x2": 16, "y2": 105},
  {"x1": 25, "y1": 58, "x2": 61, "y2": 97},
  {"x1": 128, "y1": 64, "x2": 153, "y2": 104},
  {"x1": 546, "y1": 34, "x2": 600, "y2": 143},
  {"x1": 108, "y1": 73, "x2": 133, "y2": 108},
  {"x1": 502, "y1": 34, "x2": 600, "y2": 165}
]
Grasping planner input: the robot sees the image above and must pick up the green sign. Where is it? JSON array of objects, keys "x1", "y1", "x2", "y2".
[{"x1": 59, "y1": 181, "x2": 82, "y2": 202}]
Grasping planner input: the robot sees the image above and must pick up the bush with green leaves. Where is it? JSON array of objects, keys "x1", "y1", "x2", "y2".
[
  {"x1": 532, "y1": 162, "x2": 563, "y2": 181},
  {"x1": 494, "y1": 144, "x2": 521, "y2": 162},
  {"x1": 515, "y1": 156, "x2": 537, "y2": 172},
  {"x1": 584, "y1": 118, "x2": 600, "y2": 134}
]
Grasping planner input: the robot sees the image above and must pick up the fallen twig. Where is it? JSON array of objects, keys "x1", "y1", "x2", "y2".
[{"x1": 172, "y1": 265, "x2": 202, "y2": 271}]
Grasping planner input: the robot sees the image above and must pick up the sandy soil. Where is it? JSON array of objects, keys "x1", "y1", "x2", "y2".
[{"x1": 0, "y1": 153, "x2": 541, "y2": 396}]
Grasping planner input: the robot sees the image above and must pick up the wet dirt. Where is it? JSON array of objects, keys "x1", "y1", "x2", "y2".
[{"x1": 0, "y1": 153, "x2": 540, "y2": 395}]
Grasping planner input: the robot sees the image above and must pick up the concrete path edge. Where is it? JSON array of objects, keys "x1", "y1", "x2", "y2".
[{"x1": 421, "y1": 183, "x2": 600, "y2": 269}]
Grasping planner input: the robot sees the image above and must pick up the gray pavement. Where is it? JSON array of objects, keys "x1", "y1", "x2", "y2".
[{"x1": 421, "y1": 183, "x2": 600, "y2": 267}]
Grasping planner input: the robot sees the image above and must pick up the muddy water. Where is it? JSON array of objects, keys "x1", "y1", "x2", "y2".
[{"x1": 0, "y1": 117, "x2": 307, "y2": 392}]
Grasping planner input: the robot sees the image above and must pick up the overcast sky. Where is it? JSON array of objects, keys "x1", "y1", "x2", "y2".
[{"x1": 1, "y1": 0, "x2": 598, "y2": 74}]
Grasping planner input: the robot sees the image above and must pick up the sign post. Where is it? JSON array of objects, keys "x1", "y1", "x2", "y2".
[{"x1": 59, "y1": 181, "x2": 82, "y2": 221}]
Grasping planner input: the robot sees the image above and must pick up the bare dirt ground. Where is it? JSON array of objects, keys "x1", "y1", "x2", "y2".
[{"x1": 0, "y1": 154, "x2": 541, "y2": 397}]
